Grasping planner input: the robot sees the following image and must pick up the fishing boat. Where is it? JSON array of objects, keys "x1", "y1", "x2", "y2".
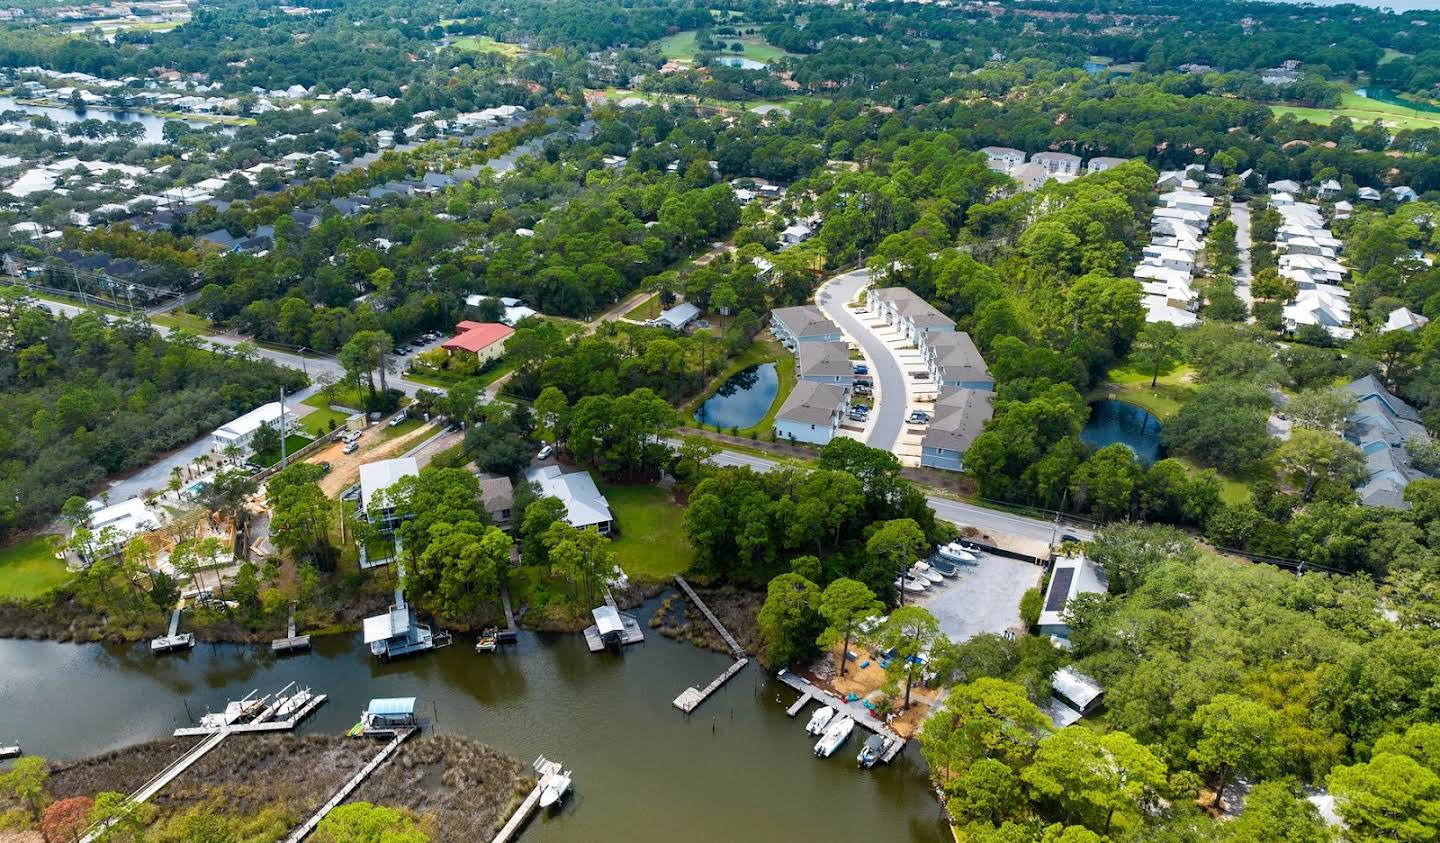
[
  {"x1": 911, "y1": 562, "x2": 944, "y2": 583},
  {"x1": 893, "y1": 575, "x2": 927, "y2": 594},
  {"x1": 539, "y1": 769, "x2": 572, "y2": 808},
  {"x1": 0, "y1": 745, "x2": 20, "y2": 760},
  {"x1": 805, "y1": 705, "x2": 835, "y2": 736},
  {"x1": 475, "y1": 634, "x2": 498, "y2": 653},
  {"x1": 198, "y1": 692, "x2": 267, "y2": 729},
  {"x1": 926, "y1": 558, "x2": 958, "y2": 577},
  {"x1": 937, "y1": 541, "x2": 976, "y2": 563},
  {"x1": 814, "y1": 715, "x2": 855, "y2": 758},
  {"x1": 858, "y1": 733, "x2": 894, "y2": 768}
]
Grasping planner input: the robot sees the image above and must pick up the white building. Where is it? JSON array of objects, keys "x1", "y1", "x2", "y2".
[
  {"x1": 524, "y1": 465, "x2": 614, "y2": 534},
  {"x1": 1030, "y1": 151, "x2": 1082, "y2": 177},
  {"x1": 211, "y1": 401, "x2": 296, "y2": 453},
  {"x1": 774, "y1": 381, "x2": 850, "y2": 446},
  {"x1": 1037, "y1": 554, "x2": 1108, "y2": 639},
  {"x1": 78, "y1": 496, "x2": 159, "y2": 563},
  {"x1": 359, "y1": 457, "x2": 419, "y2": 532}
]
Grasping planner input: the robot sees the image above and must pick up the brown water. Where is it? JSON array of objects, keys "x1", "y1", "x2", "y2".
[{"x1": 0, "y1": 595, "x2": 948, "y2": 842}]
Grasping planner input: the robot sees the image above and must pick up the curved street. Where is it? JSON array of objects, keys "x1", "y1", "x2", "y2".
[{"x1": 815, "y1": 267, "x2": 909, "y2": 451}]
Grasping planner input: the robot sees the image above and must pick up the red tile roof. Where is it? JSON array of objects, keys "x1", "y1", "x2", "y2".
[{"x1": 441, "y1": 321, "x2": 514, "y2": 354}]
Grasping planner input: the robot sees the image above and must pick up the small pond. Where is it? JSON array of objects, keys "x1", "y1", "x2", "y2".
[
  {"x1": 715, "y1": 56, "x2": 768, "y2": 70},
  {"x1": 1081, "y1": 400, "x2": 1164, "y2": 464},
  {"x1": 695, "y1": 362, "x2": 778, "y2": 430}
]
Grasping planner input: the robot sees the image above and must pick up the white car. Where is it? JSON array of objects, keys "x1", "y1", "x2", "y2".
[{"x1": 537, "y1": 444, "x2": 554, "y2": 460}]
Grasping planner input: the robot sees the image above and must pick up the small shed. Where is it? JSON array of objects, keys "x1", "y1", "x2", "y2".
[{"x1": 592, "y1": 606, "x2": 624, "y2": 645}]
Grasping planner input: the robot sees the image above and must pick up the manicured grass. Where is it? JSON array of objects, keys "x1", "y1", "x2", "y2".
[
  {"x1": 1379, "y1": 48, "x2": 1411, "y2": 66},
  {"x1": 253, "y1": 434, "x2": 315, "y2": 468},
  {"x1": 299, "y1": 405, "x2": 350, "y2": 437},
  {"x1": 304, "y1": 388, "x2": 365, "y2": 412},
  {"x1": 657, "y1": 30, "x2": 792, "y2": 64},
  {"x1": 1174, "y1": 456, "x2": 1252, "y2": 505},
  {"x1": 0, "y1": 535, "x2": 71, "y2": 600},
  {"x1": 713, "y1": 38, "x2": 791, "y2": 63},
  {"x1": 150, "y1": 310, "x2": 212, "y2": 333},
  {"x1": 657, "y1": 30, "x2": 700, "y2": 60},
  {"x1": 1270, "y1": 91, "x2": 1440, "y2": 132},
  {"x1": 453, "y1": 35, "x2": 526, "y2": 56},
  {"x1": 590, "y1": 87, "x2": 818, "y2": 114},
  {"x1": 626, "y1": 294, "x2": 660, "y2": 321},
  {"x1": 1098, "y1": 362, "x2": 1197, "y2": 420},
  {"x1": 376, "y1": 417, "x2": 425, "y2": 443},
  {"x1": 602, "y1": 484, "x2": 695, "y2": 578}
]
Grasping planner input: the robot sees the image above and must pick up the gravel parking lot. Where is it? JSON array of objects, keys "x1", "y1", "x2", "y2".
[{"x1": 913, "y1": 553, "x2": 1044, "y2": 642}]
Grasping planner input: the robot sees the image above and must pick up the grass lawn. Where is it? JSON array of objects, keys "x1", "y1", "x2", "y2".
[
  {"x1": 626, "y1": 294, "x2": 660, "y2": 321},
  {"x1": 376, "y1": 417, "x2": 425, "y2": 443},
  {"x1": 1271, "y1": 91, "x2": 1440, "y2": 132},
  {"x1": 254, "y1": 434, "x2": 315, "y2": 468},
  {"x1": 453, "y1": 35, "x2": 526, "y2": 56},
  {"x1": 714, "y1": 37, "x2": 791, "y2": 63},
  {"x1": 657, "y1": 30, "x2": 699, "y2": 60},
  {"x1": 602, "y1": 484, "x2": 695, "y2": 578},
  {"x1": 150, "y1": 310, "x2": 212, "y2": 333},
  {"x1": 657, "y1": 30, "x2": 792, "y2": 64},
  {"x1": 0, "y1": 535, "x2": 71, "y2": 599},
  {"x1": 299, "y1": 405, "x2": 350, "y2": 437},
  {"x1": 688, "y1": 336, "x2": 794, "y2": 436},
  {"x1": 303, "y1": 387, "x2": 365, "y2": 412},
  {"x1": 1174, "y1": 456, "x2": 1252, "y2": 505},
  {"x1": 1098, "y1": 362, "x2": 1197, "y2": 420},
  {"x1": 1379, "y1": 48, "x2": 1411, "y2": 66}
]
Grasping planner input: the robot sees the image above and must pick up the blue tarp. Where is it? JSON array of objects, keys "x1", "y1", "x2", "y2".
[{"x1": 367, "y1": 697, "x2": 417, "y2": 716}]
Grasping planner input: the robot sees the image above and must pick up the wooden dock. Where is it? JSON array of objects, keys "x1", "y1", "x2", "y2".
[
  {"x1": 495, "y1": 585, "x2": 518, "y2": 643},
  {"x1": 272, "y1": 602, "x2": 311, "y2": 653},
  {"x1": 777, "y1": 670, "x2": 906, "y2": 764},
  {"x1": 673, "y1": 658, "x2": 749, "y2": 713},
  {"x1": 173, "y1": 693, "x2": 327, "y2": 737},
  {"x1": 151, "y1": 606, "x2": 195, "y2": 653},
  {"x1": 491, "y1": 755, "x2": 563, "y2": 843},
  {"x1": 582, "y1": 611, "x2": 645, "y2": 652},
  {"x1": 282, "y1": 727, "x2": 416, "y2": 843},
  {"x1": 674, "y1": 575, "x2": 745, "y2": 658},
  {"x1": 79, "y1": 727, "x2": 231, "y2": 842}
]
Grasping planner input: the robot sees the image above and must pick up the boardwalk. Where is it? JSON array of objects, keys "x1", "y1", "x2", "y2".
[
  {"x1": 79, "y1": 728, "x2": 231, "y2": 842},
  {"x1": 785, "y1": 689, "x2": 814, "y2": 717},
  {"x1": 491, "y1": 756, "x2": 564, "y2": 843},
  {"x1": 282, "y1": 728, "x2": 416, "y2": 843},
  {"x1": 777, "y1": 670, "x2": 906, "y2": 764},
  {"x1": 272, "y1": 602, "x2": 311, "y2": 653},
  {"x1": 673, "y1": 658, "x2": 749, "y2": 713},
  {"x1": 673, "y1": 575, "x2": 745, "y2": 658}
]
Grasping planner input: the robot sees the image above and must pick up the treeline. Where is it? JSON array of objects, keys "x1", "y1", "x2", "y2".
[{"x1": 0, "y1": 291, "x2": 303, "y2": 541}]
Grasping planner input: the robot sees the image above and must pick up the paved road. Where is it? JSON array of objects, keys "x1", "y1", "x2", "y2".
[
  {"x1": 706, "y1": 447, "x2": 1089, "y2": 548},
  {"x1": 815, "y1": 268, "x2": 907, "y2": 450},
  {"x1": 1231, "y1": 201, "x2": 1254, "y2": 317}
]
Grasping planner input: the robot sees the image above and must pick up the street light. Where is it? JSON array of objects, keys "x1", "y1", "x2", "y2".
[{"x1": 297, "y1": 347, "x2": 309, "y2": 378}]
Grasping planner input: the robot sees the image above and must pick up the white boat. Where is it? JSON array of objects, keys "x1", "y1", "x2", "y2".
[
  {"x1": 858, "y1": 733, "x2": 894, "y2": 768},
  {"x1": 937, "y1": 542, "x2": 976, "y2": 563},
  {"x1": 814, "y1": 715, "x2": 855, "y2": 758},
  {"x1": 893, "y1": 576, "x2": 927, "y2": 594},
  {"x1": 274, "y1": 689, "x2": 314, "y2": 719},
  {"x1": 805, "y1": 706, "x2": 835, "y2": 736},
  {"x1": 539, "y1": 769, "x2": 572, "y2": 808},
  {"x1": 911, "y1": 562, "x2": 944, "y2": 583},
  {"x1": 926, "y1": 559, "x2": 958, "y2": 577},
  {"x1": 0, "y1": 745, "x2": 20, "y2": 760}
]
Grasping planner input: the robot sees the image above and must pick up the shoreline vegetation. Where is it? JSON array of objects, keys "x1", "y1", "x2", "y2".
[{"x1": 9, "y1": 96, "x2": 258, "y2": 126}]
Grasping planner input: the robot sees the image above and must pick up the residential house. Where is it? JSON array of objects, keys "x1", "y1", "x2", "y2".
[
  {"x1": 524, "y1": 465, "x2": 614, "y2": 534},
  {"x1": 359, "y1": 457, "x2": 419, "y2": 532},
  {"x1": 770, "y1": 305, "x2": 841, "y2": 348},
  {"x1": 211, "y1": 401, "x2": 296, "y2": 453},
  {"x1": 1357, "y1": 187, "x2": 1382, "y2": 202},
  {"x1": 1393, "y1": 185, "x2": 1419, "y2": 202},
  {"x1": 75, "y1": 496, "x2": 159, "y2": 564},
  {"x1": 1345, "y1": 375, "x2": 1432, "y2": 508},
  {"x1": 922, "y1": 331, "x2": 994, "y2": 391},
  {"x1": 1030, "y1": 151, "x2": 1082, "y2": 177},
  {"x1": 866, "y1": 287, "x2": 955, "y2": 346},
  {"x1": 774, "y1": 381, "x2": 850, "y2": 446},
  {"x1": 1037, "y1": 554, "x2": 1108, "y2": 639},
  {"x1": 781, "y1": 222, "x2": 814, "y2": 246},
  {"x1": 1011, "y1": 162, "x2": 1050, "y2": 191},
  {"x1": 1384, "y1": 307, "x2": 1430, "y2": 333},
  {"x1": 464, "y1": 294, "x2": 538, "y2": 326},
  {"x1": 1085, "y1": 156, "x2": 1131, "y2": 174},
  {"x1": 980, "y1": 146, "x2": 1026, "y2": 173},
  {"x1": 797, "y1": 341, "x2": 855, "y2": 386},
  {"x1": 920, "y1": 388, "x2": 995, "y2": 472},
  {"x1": 1045, "y1": 667, "x2": 1105, "y2": 727},
  {"x1": 652, "y1": 301, "x2": 700, "y2": 331},
  {"x1": 440, "y1": 321, "x2": 514, "y2": 364},
  {"x1": 1316, "y1": 179, "x2": 1342, "y2": 200},
  {"x1": 478, "y1": 475, "x2": 515, "y2": 529}
]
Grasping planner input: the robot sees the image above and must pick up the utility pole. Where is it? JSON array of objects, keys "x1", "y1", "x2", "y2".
[{"x1": 298, "y1": 346, "x2": 309, "y2": 378}]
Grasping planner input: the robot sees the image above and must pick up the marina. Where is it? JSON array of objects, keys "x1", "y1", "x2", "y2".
[{"x1": 173, "y1": 683, "x2": 327, "y2": 737}]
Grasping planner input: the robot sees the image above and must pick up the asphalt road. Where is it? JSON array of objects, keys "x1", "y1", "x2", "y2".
[
  {"x1": 706, "y1": 447, "x2": 1089, "y2": 548},
  {"x1": 815, "y1": 267, "x2": 907, "y2": 450}
]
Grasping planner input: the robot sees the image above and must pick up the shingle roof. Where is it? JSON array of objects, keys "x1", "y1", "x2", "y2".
[
  {"x1": 922, "y1": 389, "x2": 994, "y2": 454},
  {"x1": 770, "y1": 305, "x2": 837, "y2": 339},
  {"x1": 775, "y1": 381, "x2": 848, "y2": 426},
  {"x1": 797, "y1": 341, "x2": 853, "y2": 378}
]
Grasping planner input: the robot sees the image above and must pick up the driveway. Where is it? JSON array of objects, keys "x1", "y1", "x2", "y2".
[
  {"x1": 914, "y1": 553, "x2": 1044, "y2": 642},
  {"x1": 815, "y1": 268, "x2": 907, "y2": 450}
]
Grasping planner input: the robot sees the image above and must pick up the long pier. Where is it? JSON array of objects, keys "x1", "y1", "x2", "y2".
[
  {"x1": 282, "y1": 727, "x2": 416, "y2": 843},
  {"x1": 673, "y1": 576, "x2": 745, "y2": 658},
  {"x1": 79, "y1": 727, "x2": 231, "y2": 842},
  {"x1": 777, "y1": 670, "x2": 907, "y2": 764},
  {"x1": 491, "y1": 756, "x2": 563, "y2": 843},
  {"x1": 670, "y1": 576, "x2": 749, "y2": 714}
]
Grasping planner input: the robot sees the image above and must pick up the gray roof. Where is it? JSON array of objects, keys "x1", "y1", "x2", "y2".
[
  {"x1": 797, "y1": 341, "x2": 853, "y2": 379},
  {"x1": 656, "y1": 301, "x2": 701, "y2": 330},
  {"x1": 524, "y1": 465, "x2": 612, "y2": 529},
  {"x1": 1032, "y1": 151, "x2": 1082, "y2": 163},
  {"x1": 922, "y1": 388, "x2": 994, "y2": 454},
  {"x1": 928, "y1": 332, "x2": 991, "y2": 383},
  {"x1": 478, "y1": 475, "x2": 514, "y2": 514},
  {"x1": 775, "y1": 381, "x2": 848, "y2": 426},
  {"x1": 771, "y1": 305, "x2": 837, "y2": 338}
]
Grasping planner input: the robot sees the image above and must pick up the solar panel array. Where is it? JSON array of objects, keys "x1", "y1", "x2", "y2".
[{"x1": 1044, "y1": 567, "x2": 1075, "y2": 612}]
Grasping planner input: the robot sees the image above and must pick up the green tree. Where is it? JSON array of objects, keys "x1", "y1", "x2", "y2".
[
  {"x1": 1225, "y1": 780, "x2": 1330, "y2": 843},
  {"x1": 879, "y1": 605, "x2": 943, "y2": 709},
  {"x1": 1023, "y1": 727, "x2": 1167, "y2": 835},
  {"x1": 1286, "y1": 387, "x2": 1357, "y2": 433},
  {"x1": 1329, "y1": 752, "x2": 1440, "y2": 843},
  {"x1": 817, "y1": 578, "x2": 883, "y2": 676},
  {"x1": 919, "y1": 678, "x2": 1051, "y2": 790},
  {"x1": 315, "y1": 802, "x2": 428, "y2": 843},
  {"x1": 1275, "y1": 429, "x2": 1365, "y2": 501},
  {"x1": 1070, "y1": 444, "x2": 1140, "y2": 520},
  {"x1": 947, "y1": 758, "x2": 1025, "y2": 826},
  {"x1": 865, "y1": 518, "x2": 927, "y2": 593},
  {"x1": 757, "y1": 572, "x2": 822, "y2": 668},
  {"x1": 1088, "y1": 523, "x2": 1199, "y2": 594},
  {"x1": 1132, "y1": 320, "x2": 1184, "y2": 387},
  {"x1": 248, "y1": 421, "x2": 281, "y2": 460},
  {"x1": 1190, "y1": 694, "x2": 1281, "y2": 809},
  {"x1": 0, "y1": 755, "x2": 49, "y2": 822}
]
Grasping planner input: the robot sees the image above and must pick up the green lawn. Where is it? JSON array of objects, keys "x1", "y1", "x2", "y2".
[
  {"x1": 1174, "y1": 456, "x2": 1252, "y2": 505},
  {"x1": 590, "y1": 87, "x2": 816, "y2": 114},
  {"x1": 657, "y1": 30, "x2": 699, "y2": 60},
  {"x1": 150, "y1": 310, "x2": 212, "y2": 333},
  {"x1": 299, "y1": 405, "x2": 350, "y2": 437},
  {"x1": 376, "y1": 417, "x2": 425, "y2": 443},
  {"x1": 1098, "y1": 362, "x2": 1197, "y2": 420},
  {"x1": 1379, "y1": 48, "x2": 1411, "y2": 66},
  {"x1": 452, "y1": 35, "x2": 526, "y2": 56},
  {"x1": 656, "y1": 30, "x2": 791, "y2": 64},
  {"x1": 253, "y1": 434, "x2": 315, "y2": 468},
  {"x1": 626, "y1": 294, "x2": 660, "y2": 321},
  {"x1": 304, "y1": 388, "x2": 365, "y2": 413},
  {"x1": 602, "y1": 484, "x2": 695, "y2": 578},
  {"x1": 0, "y1": 535, "x2": 71, "y2": 600},
  {"x1": 1271, "y1": 91, "x2": 1440, "y2": 132}
]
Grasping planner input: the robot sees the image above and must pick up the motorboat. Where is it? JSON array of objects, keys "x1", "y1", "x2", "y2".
[
  {"x1": 814, "y1": 715, "x2": 856, "y2": 758},
  {"x1": 475, "y1": 635, "x2": 498, "y2": 653},
  {"x1": 958, "y1": 540, "x2": 982, "y2": 554},
  {"x1": 937, "y1": 541, "x2": 976, "y2": 563},
  {"x1": 274, "y1": 689, "x2": 314, "y2": 719},
  {"x1": 539, "y1": 769, "x2": 572, "y2": 808},
  {"x1": 858, "y1": 733, "x2": 894, "y2": 768},
  {"x1": 893, "y1": 576, "x2": 927, "y2": 594},
  {"x1": 805, "y1": 705, "x2": 836, "y2": 736},
  {"x1": 911, "y1": 562, "x2": 945, "y2": 583},
  {"x1": 926, "y1": 558, "x2": 958, "y2": 577}
]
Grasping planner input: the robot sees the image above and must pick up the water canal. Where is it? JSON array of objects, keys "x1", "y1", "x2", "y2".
[
  {"x1": 0, "y1": 595, "x2": 948, "y2": 842},
  {"x1": 694, "y1": 362, "x2": 779, "y2": 430},
  {"x1": 1081, "y1": 399, "x2": 1164, "y2": 464}
]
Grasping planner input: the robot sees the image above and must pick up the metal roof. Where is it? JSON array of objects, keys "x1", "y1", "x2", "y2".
[
  {"x1": 592, "y1": 605, "x2": 623, "y2": 636},
  {"x1": 367, "y1": 697, "x2": 416, "y2": 716}
]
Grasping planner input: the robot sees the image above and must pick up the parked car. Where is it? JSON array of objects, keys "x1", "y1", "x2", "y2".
[
  {"x1": 910, "y1": 371, "x2": 930, "y2": 381},
  {"x1": 393, "y1": 346, "x2": 408, "y2": 356},
  {"x1": 342, "y1": 441, "x2": 360, "y2": 455},
  {"x1": 854, "y1": 377, "x2": 873, "y2": 388},
  {"x1": 537, "y1": 444, "x2": 554, "y2": 460},
  {"x1": 907, "y1": 410, "x2": 931, "y2": 424},
  {"x1": 853, "y1": 363, "x2": 869, "y2": 375},
  {"x1": 849, "y1": 409, "x2": 868, "y2": 422},
  {"x1": 854, "y1": 383, "x2": 872, "y2": 396},
  {"x1": 318, "y1": 462, "x2": 331, "y2": 474},
  {"x1": 410, "y1": 337, "x2": 427, "y2": 347},
  {"x1": 388, "y1": 411, "x2": 408, "y2": 428}
]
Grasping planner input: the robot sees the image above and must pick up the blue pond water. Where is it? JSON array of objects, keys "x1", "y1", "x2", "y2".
[
  {"x1": 1081, "y1": 400, "x2": 1164, "y2": 464},
  {"x1": 695, "y1": 362, "x2": 779, "y2": 429}
]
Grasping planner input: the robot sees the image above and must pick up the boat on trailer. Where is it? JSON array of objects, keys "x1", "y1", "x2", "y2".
[
  {"x1": 937, "y1": 542, "x2": 976, "y2": 563},
  {"x1": 911, "y1": 562, "x2": 944, "y2": 583},
  {"x1": 805, "y1": 705, "x2": 835, "y2": 736},
  {"x1": 926, "y1": 558, "x2": 958, "y2": 577},
  {"x1": 894, "y1": 575, "x2": 927, "y2": 594}
]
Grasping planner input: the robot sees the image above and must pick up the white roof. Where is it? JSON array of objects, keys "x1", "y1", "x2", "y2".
[
  {"x1": 1051, "y1": 666, "x2": 1104, "y2": 710},
  {"x1": 86, "y1": 496, "x2": 157, "y2": 540},
  {"x1": 592, "y1": 605, "x2": 623, "y2": 636},
  {"x1": 1384, "y1": 307, "x2": 1429, "y2": 333},
  {"x1": 214, "y1": 401, "x2": 287, "y2": 441},
  {"x1": 359, "y1": 457, "x2": 419, "y2": 510},
  {"x1": 1144, "y1": 297, "x2": 1200, "y2": 327},
  {"x1": 1038, "y1": 554, "x2": 1108, "y2": 629},
  {"x1": 524, "y1": 465, "x2": 613, "y2": 529}
]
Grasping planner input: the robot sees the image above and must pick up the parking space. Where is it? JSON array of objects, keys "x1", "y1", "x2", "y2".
[
  {"x1": 853, "y1": 309, "x2": 942, "y2": 467},
  {"x1": 913, "y1": 553, "x2": 1044, "y2": 642}
]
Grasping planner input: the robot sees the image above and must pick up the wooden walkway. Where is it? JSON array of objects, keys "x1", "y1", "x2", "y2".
[
  {"x1": 777, "y1": 670, "x2": 906, "y2": 764},
  {"x1": 272, "y1": 602, "x2": 311, "y2": 653},
  {"x1": 674, "y1": 576, "x2": 745, "y2": 658},
  {"x1": 79, "y1": 727, "x2": 231, "y2": 842},
  {"x1": 673, "y1": 658, "x2": 749, "y2": 713},
  {"x1": 282, "y1": 728, "x2": 416, "y2": 843},
  {"x1": 491, "y1": 756, "x2": 563, "y2": 843}
]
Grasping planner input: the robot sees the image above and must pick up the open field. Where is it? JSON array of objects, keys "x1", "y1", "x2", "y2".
[
  {"x1": 603, "y1": 484, "x2": 695, "y2": 578},
  {"x1": 0, "y1": 535, "x2": 70, "y2": 600},
  {"x1": 1271, "y1": 91, "x2": 1440, "y2": 131},
  {"x1": 254, "y1": 434, "x2": 315, "y2": 468},
  {"x1": 658, "y1": 30, "x2": 794, "y2": 64},
  {"x1": 453, "y1": 34, "x2": 526, "y2": 56},
  {"x1": 626, "y1": 293, "x2": 660, "y2": 320}
]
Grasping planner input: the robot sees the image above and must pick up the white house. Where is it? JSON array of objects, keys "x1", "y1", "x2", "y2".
[
  {"x1": 77, "y1": 496, "x2": 159, "y2": 564},
  {"x1": 1384, "y1": 306, "x2": 1430, "y2": 333},
  {"x1": 211, "y1": 401, "x2": 296, "y2": 453},
  {"x1": 774, "y1": 381, "x2": 849, "y2": 446},
  {"x1": 770, "y1": 306, "x2": 841, "y2": 348},
  {"x1": 980, "y1": 146, "x2": 1026, "y2": 173},
  {"x1": 781, "y1": 222, "x2": 814, "y2": 246},
  {"x1": 1085, "y1": 156, "x2": 1131, "y2": 174},
  {"x1": 1037, "y1": 554, "x2": 1108, "y2": 639},
  {"x1": 524, "y1": 465, "x2": 614, "y2": 534},
  {"x1": 1031, "y1": 151, "x2": 1082, "y2": 176},
  {"x1": 866, "y1": 287, "x2": 955, "y2": 346},
  {"x1": 359, "y1": 457, "x2": 419, "y2": 532},
  {"x1": 652, "y1": 301, "x2": 701, "y2": 331}
]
